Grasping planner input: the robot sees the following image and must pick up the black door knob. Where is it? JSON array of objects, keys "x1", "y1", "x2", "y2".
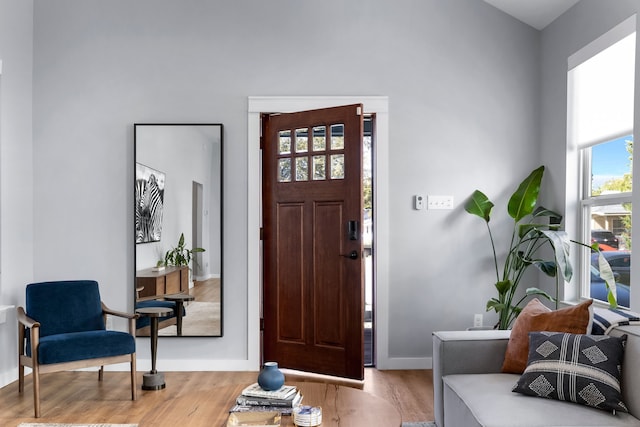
[{"x1": 341, "y1": 250, "x2": 358, "y2": 260}]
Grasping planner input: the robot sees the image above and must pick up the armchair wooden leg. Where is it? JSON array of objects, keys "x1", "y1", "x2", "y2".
[
  {"x1": 18, "y1": 363, "x2": 24, "y2": 394},
  {"x1": 33, "y1": 366, "x2": 41, "y2": 418},
  {"x1": 98, "y1": 366, "x2": 104, "y2": 381},
  {"x1": 130, "y1": 354, "x2": 137, "y2": 400}
]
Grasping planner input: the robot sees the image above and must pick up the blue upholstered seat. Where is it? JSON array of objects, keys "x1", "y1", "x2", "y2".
[
  {"x1": 18, "y1": 280, "x2": 138, "y2": 417},
  {"x1": 32, "y1": 330, "x2": 136, "y2": 364},
  {"x1": 25, "y1": 281, "x2": 136, "y2": 363}
]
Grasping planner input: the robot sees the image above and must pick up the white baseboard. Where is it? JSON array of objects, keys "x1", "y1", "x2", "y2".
[
  {"x1": 123, "y1": 358, "x2": 258, "y2": 372},
  {"x1": 0, "y1": 369, "x2": 18, "y2": 389},
  {"x1": 194, "y1": 273, "x2": 220, "y2": 282},
  {"x1": 378, "y1": 357, "x2": 432, "y2": 370},
  {"x1": 6, "y1": 357, "x2": 427, "y2": 388}
]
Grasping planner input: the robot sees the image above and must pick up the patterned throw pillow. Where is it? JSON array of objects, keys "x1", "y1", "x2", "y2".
[
  {"x1": 513, "y1": 332, "x2": 628, "y2": 413},
  {"x1": 502, "y1": 299, "x2": 592, "y2": 374}
]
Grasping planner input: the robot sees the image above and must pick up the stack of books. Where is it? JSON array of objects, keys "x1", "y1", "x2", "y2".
[{"x1": 229, "y1": 383, "x2": 303, "y2": 415}]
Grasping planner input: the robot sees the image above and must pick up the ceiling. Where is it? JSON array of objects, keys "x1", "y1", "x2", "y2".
[{"x1": 483, "y1": 0, "x2": 581, "y2": 30}]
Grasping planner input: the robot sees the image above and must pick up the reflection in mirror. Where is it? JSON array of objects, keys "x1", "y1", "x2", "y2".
[{"x1": 134, "y1": 124, "x2": 223, "y2": 337}]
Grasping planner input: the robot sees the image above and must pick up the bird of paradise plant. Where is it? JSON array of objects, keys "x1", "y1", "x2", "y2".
[{"x1": 464, "y1": 165, "x2": 617, "y2": 329}]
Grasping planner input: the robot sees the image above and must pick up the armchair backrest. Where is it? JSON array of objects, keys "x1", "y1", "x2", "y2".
[{"x1": 26, "y1": 280, "x2": 105, "y2": 337}]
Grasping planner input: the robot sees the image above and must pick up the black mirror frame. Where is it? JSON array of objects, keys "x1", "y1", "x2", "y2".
[{"x1": 133, "y1": 123, "x2": 223, "y2": 338}]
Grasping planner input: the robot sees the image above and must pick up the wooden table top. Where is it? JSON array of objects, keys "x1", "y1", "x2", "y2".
[
  {"x1": 140, "y1": 381, "x2": 402, "y2": 427},
  {"x1": 135, "y1": 306, "x2": 174, "y2": 317},
  {"x1": 163, "y1": 293, "x2": 195, "y2": 301}
]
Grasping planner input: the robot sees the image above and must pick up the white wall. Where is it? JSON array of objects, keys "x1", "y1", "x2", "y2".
[
  {"x1": 0, "y1": 0, "x2": 34, "y2": 386},
  {"x1": 0, "y1": 0, "x2": 568, "y2": 385},
  {"x1": 26, "y1": 0, "x2": 542, "y2": 371}
]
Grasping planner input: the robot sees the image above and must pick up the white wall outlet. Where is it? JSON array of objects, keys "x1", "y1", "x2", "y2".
[
  {"x1": 414, "y1": 195, "x2": 424, "y2": 210},
  {"x1": 474, "y1": 313, "x2": 483, "y2": 327},
  {"x1": 427, "y1": 195, "x2": 454, "y2": 210}
]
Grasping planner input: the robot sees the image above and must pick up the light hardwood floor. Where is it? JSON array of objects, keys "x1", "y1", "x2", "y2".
[{"x1": 0, "y1": 369, "x2": 433, "y2": 426}]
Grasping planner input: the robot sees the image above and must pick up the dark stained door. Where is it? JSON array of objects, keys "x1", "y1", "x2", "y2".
[{"x1": 262, "y1": 104, "x2": 364, "y2": 380}]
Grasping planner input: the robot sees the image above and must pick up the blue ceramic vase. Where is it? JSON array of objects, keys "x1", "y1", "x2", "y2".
[{"x1": 258, "y1": 361, "x2": 285, "y2": 391}]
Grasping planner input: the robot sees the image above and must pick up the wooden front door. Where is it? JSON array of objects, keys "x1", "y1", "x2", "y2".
[{"x1": 262, "y1": 104, "x2": 364, "y2": 380}]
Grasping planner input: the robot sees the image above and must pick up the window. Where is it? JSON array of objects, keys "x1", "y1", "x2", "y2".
[{"x1": 568, "y1": 17, "x2": 636, "y2": 307}]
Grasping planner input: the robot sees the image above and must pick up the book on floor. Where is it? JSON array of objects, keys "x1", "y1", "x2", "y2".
[
  {"x1": 236, "y1": 390, "x2": 303, "y2": 408},
  {"x1": 241, "y1": 382, "x2": 298, "y2": 400},
  {"x1": 229, "y1": 404, "x2": 296, "y2": 416},
  {"x1": 226, "y1": 410, "x2": 281, "y2": 426}
]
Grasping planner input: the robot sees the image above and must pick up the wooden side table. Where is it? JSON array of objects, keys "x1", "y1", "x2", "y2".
[
  {"x1": 135, "y1": 306, "x2": 173, "y2": 390},
  {"x1": 163, "y1": 293, "x2": 195, "y2": 336}
]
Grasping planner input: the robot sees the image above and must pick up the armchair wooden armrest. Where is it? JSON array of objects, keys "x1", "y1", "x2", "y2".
[
  {"x1": 101, "y1": 302, "x2": 139, "y2": 320},
  {"x1": 101, "y1": 302, "x2": 138, "y2": 335},
  {"x1": 17, "y1": 306, "x2": 40, "y2": 329}
]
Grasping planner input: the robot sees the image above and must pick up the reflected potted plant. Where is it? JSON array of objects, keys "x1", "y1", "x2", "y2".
[
  {"x1": 161, "y1": 233, "x2": 205, "y2": 278},
  {"x1": 464, "y1": 165, "x2": 617, "y2": 329}
]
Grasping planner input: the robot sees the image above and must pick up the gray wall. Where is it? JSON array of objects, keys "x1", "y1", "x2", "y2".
[
  {"x1": 27, "y1": 0, "x2": 541, "y2": 368},
  {"x1": 539, "y1": 0, "x2": 640, "y2": 309},
  {"x1": 0, "y1": 0, "x2": 34, "y2": 386},
  {"x1": 4, "y1": 0, "x2": 632, "y2": 384}
]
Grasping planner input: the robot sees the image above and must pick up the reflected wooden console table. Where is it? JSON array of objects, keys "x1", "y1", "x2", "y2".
[
  {"x1": 136, "y1": 266, "x2": 189, "y2": 299},
  {"x1": 141, "y1": 381, "x2": 402, "y2": 426}
]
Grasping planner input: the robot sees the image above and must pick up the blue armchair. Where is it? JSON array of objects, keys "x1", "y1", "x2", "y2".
[{"x1": 17, "y1": 280, "x2": 138, "y2": 417}]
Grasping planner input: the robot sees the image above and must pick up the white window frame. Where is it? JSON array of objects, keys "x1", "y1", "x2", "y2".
[
  {"x1": 566, "y1": 16, "x2": 636, "y2": 306},
  {"x1": 579, "y1": 145, "x2": 633, "y2": 304}
]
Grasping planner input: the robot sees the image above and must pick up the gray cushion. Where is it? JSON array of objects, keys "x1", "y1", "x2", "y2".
[{"x1": 443, "y1": 373, "x2": 640, "y2": 426}]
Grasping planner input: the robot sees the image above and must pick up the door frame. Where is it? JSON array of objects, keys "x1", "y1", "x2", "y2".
[{"x1": 247, "y1": 96, "x2": 390, "y2": 370}]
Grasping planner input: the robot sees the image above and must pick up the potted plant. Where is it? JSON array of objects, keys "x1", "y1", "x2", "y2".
[
  {"x1": 162, "y1": 233, "x2": 205, "y2": 276},
  {"x1": 464, "y1": 165, "x2": 617, "y2": 329}
]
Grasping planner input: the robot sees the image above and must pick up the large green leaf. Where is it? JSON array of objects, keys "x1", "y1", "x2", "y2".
[
  {"x1": 541, "y1": 230, "x2": 572, "y2": 282},
  {"x1": 532, "y1": 206, "x2": 562, "y2": 221},
  {"x1": 494, "y1": 280, "x2": 512, "y2": 295},
  {"x1": 464, "y1": 190, "x2": 494, "y2": 222},
  {"x1": 507, "y1": 166, "x2": 544, "y2": 222},
  {"x1": 532, "y1": 260, "x2": 556, "y2": 277},
  {"x1": 486, "y1": 299, "x2": 504, "y2": 313},
  {"x1": 525, "y1": 287, "x2": 555, "y2": 301},
  {"x1": 597, "y1": 253, "x2": 618, "y2": 308}
]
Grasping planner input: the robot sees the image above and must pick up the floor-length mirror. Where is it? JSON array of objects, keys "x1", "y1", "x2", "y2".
[{"x1": 134, "y1": 123, "x2": 223, "y2": 337}]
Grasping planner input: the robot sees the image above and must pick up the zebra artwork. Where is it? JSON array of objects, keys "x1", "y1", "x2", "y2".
[{"x1": 135, "y1": 163, "x2": 165, "y2": 244}]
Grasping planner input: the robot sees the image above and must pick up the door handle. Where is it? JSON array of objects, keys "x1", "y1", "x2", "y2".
[{"x1": 341, "y1": 250, "x2": 359, "y2": 260}]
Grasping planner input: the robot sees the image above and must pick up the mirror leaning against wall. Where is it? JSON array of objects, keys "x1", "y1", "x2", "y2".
[{"x1": 134, "y1": 123, "x2": 223, "y2": 337}]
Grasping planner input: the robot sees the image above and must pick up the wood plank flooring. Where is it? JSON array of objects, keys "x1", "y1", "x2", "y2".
[{"x1": 0, "y1": 369, "x2": 433, "y2": 426}]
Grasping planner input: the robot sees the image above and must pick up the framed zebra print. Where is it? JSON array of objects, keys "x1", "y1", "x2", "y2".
[{"x1": 136, "y1": 163, "x2": 165, "y2": 244}]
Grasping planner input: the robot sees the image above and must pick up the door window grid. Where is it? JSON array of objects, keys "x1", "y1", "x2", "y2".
[{"x1": 278, "y1": 124, "x2": 345, "y2": 182}]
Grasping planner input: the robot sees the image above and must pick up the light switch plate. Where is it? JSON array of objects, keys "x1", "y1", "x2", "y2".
[{"x1": 427, "y1": 195, "x2": 454, "y2": 210}]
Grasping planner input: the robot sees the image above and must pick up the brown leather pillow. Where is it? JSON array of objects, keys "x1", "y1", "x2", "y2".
[{"x1": 501, "y1": 298, "x2": 593, "y2": 374}]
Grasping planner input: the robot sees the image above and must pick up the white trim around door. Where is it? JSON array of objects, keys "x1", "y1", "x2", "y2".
[{"x1": 247, "y1": 96, "x2": 391, "y2": 370}]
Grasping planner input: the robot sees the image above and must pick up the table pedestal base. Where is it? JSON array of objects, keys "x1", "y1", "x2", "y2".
[{"x1": 142, "y1": 372, "x2": 166, "y2": 390}]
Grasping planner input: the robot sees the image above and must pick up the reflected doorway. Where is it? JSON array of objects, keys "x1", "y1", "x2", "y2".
[{"x1": 193, "y1": 181, "x2": 204, "y2": 279}]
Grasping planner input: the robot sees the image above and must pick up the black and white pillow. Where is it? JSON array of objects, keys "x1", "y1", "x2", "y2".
[{"x1": 512, "y1": 331, "x2": 628, "y2": 413}]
